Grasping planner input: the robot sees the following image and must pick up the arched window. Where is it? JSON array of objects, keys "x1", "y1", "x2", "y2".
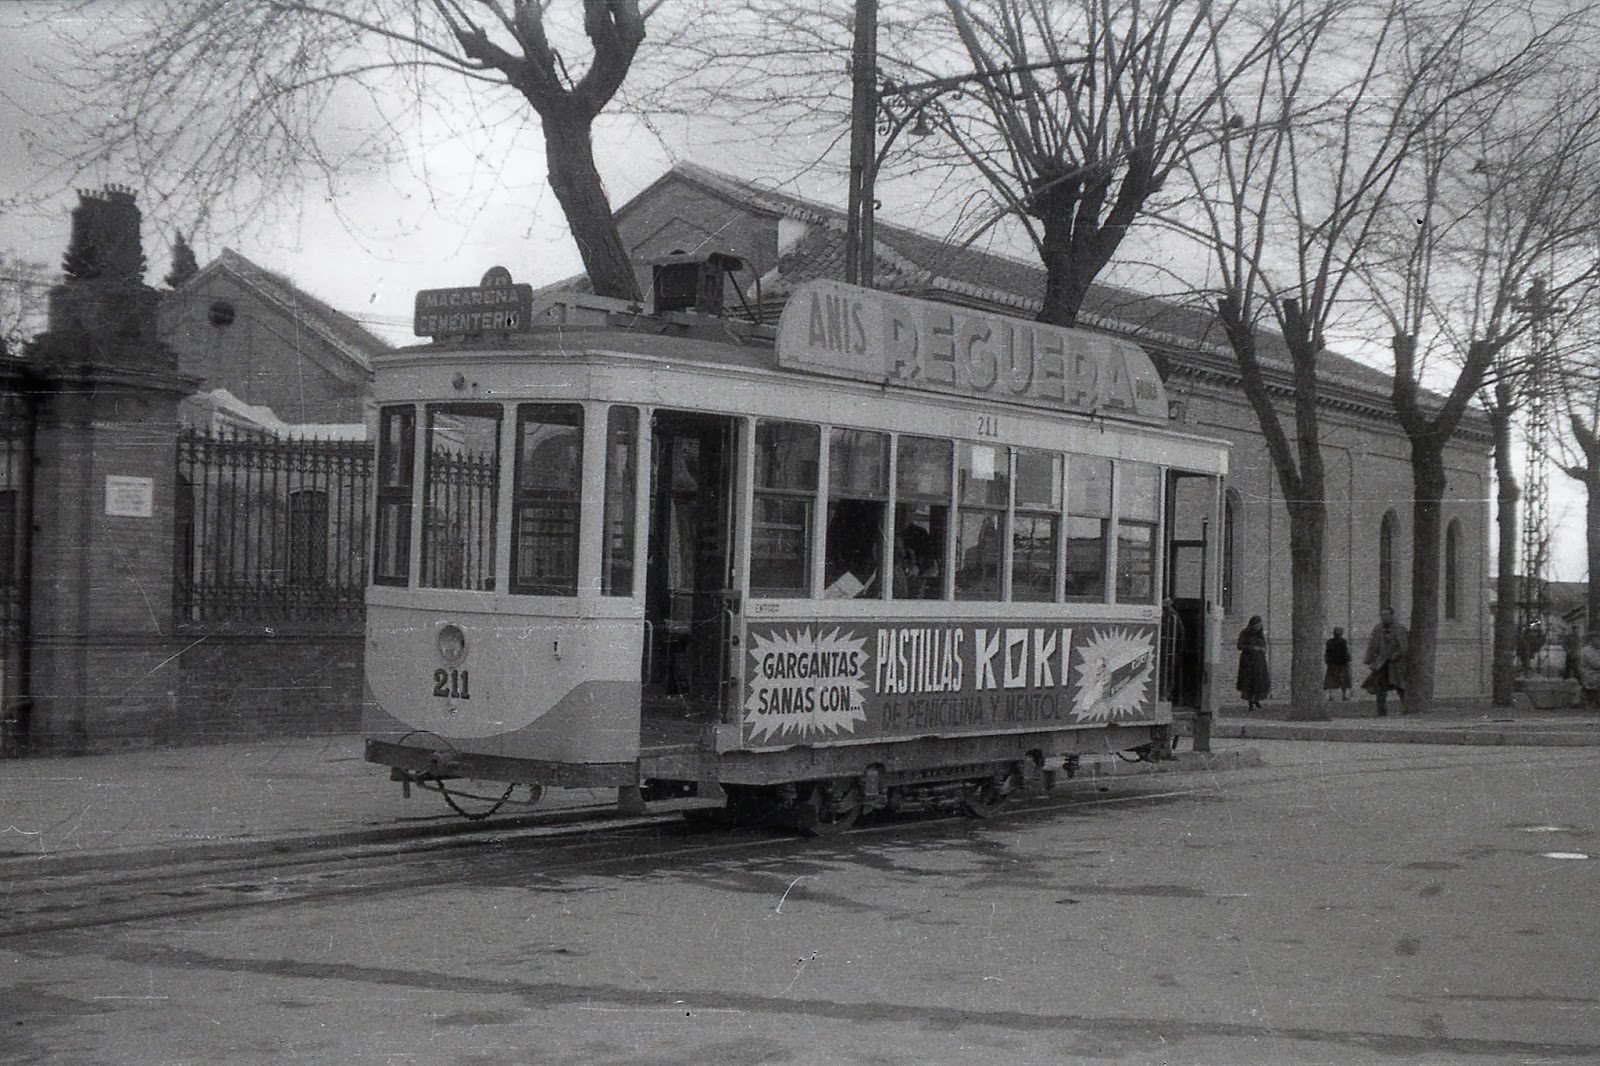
[
  {"x1": 288, "y1": 488, "x2": 329, "y2": 587},
  {"x1": 1222, "y1": 492, "x2": 1238, "y2": 612},
  {"x1": 1444, "y1": 518, "x2": 1460, "y2": 620},
  {"x1": 1379, "y1": 511, "x2": 1398, "y2": 612}
]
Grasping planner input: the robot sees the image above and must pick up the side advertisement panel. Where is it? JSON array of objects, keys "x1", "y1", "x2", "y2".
[{"x1": 741, "y1": 619, "x2": 1163, "y2": 749}]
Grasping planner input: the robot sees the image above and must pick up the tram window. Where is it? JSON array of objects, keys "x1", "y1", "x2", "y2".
[
  {"x1": 1065, "y1": 456, "x2": 1111, "y2": 602},
  {"x1": 894, "y1": 435, "x2": 951, "y2": 600},
  {"x1": 825, "y1": 428, "x2": 888, "y2": 599},
  {"x1": 751, "y1": 421, "x2": 818, "y2": 597},
  {"x1": 509, "y1": 404, "x2": 582, "y2": 596},
  {"x1": 955, "y1": 442, "x2": 1008, "y2": 601},
  {"x1": 374, "y1": 406, "x2": 415, "y2": 586},
  {"x1": 1116, "y1": 462, "x2": 1160, "y2": 603},
  {"x1": 602, "y1": 407, "x2": 638, "y2": 596},
  {"x1": 1012, "y1": 449, "x2": 1062, "y2": 603},
  {"x1": 422, "y1": 405, "x2": 502, "y2": 591}
]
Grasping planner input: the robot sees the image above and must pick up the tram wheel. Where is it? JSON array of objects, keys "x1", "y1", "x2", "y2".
[
  {"x1": 795, "y1": 780, "x2": 861, "y2": 837},
  {"x1": 962, "y1": 772, "x2": 1020, "y2": 819}
]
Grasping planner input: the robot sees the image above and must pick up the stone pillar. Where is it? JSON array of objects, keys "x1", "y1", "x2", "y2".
[{"x1": 22, "y1": 188, "x2": 198, "y2": 752}]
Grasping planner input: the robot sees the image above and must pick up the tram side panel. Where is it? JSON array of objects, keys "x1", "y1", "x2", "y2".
[
  {"x1": 729, "y1": 614, "x2": 1166, "y2": 757},
  {"x1": 363, "y1": 604, "x2": 642, "y2": 766}
]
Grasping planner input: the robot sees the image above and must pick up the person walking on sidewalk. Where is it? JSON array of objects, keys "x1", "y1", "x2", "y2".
[
  {"x1": 1323, "y1": 627, "x2": 1352, "y2": 702},
  {"x1": 1362, "y1": 606, "x2": 1410, "y2": 716},
  {"x1": 1236, "y1": 615, "x2": 1271, "y2": 711},
  {"x1": 1576, "y1": 630, "x2": 1600, "y2": 710}
]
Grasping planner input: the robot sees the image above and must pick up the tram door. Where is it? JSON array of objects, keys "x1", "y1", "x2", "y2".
[
  {"x1": 1162, "y1": 472, "x2": 1215, "y2": 710},
  {"x1": 642, "y1": 411, "x2": 738, "y2": 724}
]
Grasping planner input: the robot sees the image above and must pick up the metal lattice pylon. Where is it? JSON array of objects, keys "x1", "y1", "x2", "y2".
[{"x1": 1516, "y1": 278, "x2": 1560, "y2": 630}]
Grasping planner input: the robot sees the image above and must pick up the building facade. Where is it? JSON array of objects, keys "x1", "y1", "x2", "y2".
[{"x1": 607, "y1": 164, "x2": 1493, "y2": 700}]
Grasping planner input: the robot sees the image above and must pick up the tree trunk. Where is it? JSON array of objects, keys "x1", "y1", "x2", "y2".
[
  {"x1": 543, "y1": 111, "x2": 642, "y2": 304},
  {"x1": 1588, "y1": 467, "x2": 1600, "y2": 630},
  {"x1": 1489, "y1": 405, "x2": 1520, "y2": 706},
  {"x1": 1407, "y1": 436, "x2": 1449, "y2": 715},
  {"x1": 1285, "y1": 496, "x2": 1328, "y2": 720},
  {"x1": 1036, "y1": 212, "x2": 1084, "y2": 328}
]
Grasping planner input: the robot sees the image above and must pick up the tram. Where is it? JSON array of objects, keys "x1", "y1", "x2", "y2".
[{"x1": 363, "y1": 268, "x2": 1229, "y2": 832}]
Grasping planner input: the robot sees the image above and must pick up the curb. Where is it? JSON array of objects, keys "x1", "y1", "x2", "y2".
[{"x1": 1205, "y1": 721, "x2": 1600, "y2": 747}]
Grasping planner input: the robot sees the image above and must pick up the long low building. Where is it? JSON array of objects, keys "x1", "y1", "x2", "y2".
[{"x1": 599, "y1": 163, "x2": 1492, "y2": 702}]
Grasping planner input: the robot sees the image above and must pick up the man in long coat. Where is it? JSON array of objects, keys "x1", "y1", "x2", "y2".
[{"x1": 1363, "y1": 606, "x2": 1410, "y2": 716}]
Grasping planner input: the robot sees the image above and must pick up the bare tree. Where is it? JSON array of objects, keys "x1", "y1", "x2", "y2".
[
  {"x1": 0, "y1": 252, "x2": 53, "y2": 356},
  {"x1": 932, "y1": 0, "x2": 1288, "y2": 326},
  {"x1": 42, "y1": 0, "x2": 663, "y2": 301},
  {"x1": 1365, "y1": 22, "x2": 1600, "y2": 714}
]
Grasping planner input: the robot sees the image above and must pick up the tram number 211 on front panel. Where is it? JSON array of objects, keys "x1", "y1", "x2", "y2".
[{"x1": 433, "y1": 669, "x2": 472, "y2": 700}]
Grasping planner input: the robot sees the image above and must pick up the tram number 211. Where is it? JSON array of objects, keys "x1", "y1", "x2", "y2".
[{"x1": 432, "y1": 669, "x2": 472, "y2": 700}]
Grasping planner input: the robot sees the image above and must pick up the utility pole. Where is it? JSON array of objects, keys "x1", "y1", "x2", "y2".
[{"x1": 844, "y1": 0, "x2": 878, "y2": 289}]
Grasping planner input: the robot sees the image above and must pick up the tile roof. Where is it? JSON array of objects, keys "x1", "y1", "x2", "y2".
[
  {"x1": 651, "y1": 162, "x2": 1418, "y2": 404},
  {"x1": 182, "y1": 249, "x2": 390, "y2": 371}
]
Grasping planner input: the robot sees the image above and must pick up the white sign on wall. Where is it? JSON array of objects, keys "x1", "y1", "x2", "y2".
[{"x1": 105, "y1": 475, "x2": 154, "y2": 518}]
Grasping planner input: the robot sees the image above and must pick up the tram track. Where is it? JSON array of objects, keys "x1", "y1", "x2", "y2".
[
  {"x1": 0, "y1": 776, "x2": 1229, "y2": 941},
  {"x1": 8, "y1": 748, "x2": 1553, "y2": 942}
]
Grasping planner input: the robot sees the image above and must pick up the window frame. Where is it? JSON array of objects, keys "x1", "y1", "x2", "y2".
[{"x1": 508, "y1": 402, "x2": 583, "y2": 597}]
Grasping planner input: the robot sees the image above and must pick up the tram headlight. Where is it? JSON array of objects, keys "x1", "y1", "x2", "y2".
[{"x1": 436, "y1": 623, "x2": 468, "y2": 667}]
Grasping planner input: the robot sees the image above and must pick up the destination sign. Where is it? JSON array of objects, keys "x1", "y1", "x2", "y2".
[
  {"x1": 413, "y1": 271, "x2": 535, "y2": 336},
  {"x1": 774, "y1": 279, "x2": 1169, "y2": 421}
]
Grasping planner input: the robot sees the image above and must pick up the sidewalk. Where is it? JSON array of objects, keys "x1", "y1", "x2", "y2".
[
  {"x1": 1, "y1": 698, "x2": 1593, "y2": 868},
  {"x1": 1201, "y1": 694, "x2": 1600, "y2": 747}
]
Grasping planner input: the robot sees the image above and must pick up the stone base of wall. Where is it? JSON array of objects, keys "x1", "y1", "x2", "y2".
[
  {"x1": 174, "y1": 632, "x2": 363, "y2": 746},
  {"x1": 21, "y1": 629, "x2": 364, "y2": 755}
]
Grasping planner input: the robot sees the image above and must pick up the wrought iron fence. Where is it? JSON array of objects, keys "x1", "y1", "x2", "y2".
[{"x1": 175, "y1": 427, "x2": 373, "y2": 626}]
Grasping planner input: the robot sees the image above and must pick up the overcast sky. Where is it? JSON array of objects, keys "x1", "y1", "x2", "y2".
[{"x1": 0, "y1": 1, "x2": 1587, "y2": 584}]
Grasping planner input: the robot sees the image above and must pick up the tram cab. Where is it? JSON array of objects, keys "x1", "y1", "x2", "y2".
[{"x1": 364, "y1": 273, "x2": 1229, "y2": 826}]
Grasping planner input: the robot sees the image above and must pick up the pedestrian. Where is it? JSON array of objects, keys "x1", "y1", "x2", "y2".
[
  {"x1": 1362, "y1": 606, "x2": 1410, "y2": 716},
  {"x1": 1323, "y1": 627, "x2": 1352, "y2": 702},
  {"x1": 1560, "y1": 627, "x2": 1581, "y2": 681},
  {"x1": 1236, "y1": 615, "x2": 1270, "y2": 711},
  {"x1": 1576, "y1": 631, "x2": 1600, "y2": 710}
]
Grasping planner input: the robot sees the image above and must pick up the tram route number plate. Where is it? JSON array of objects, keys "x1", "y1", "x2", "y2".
[{"x1": 432, "y1": 668, "x2": 472, "y2": 700}]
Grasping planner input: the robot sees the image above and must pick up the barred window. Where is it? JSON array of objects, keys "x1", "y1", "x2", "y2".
[
  {"x1": 511, "y1": 404, "x2": 582, "y2": 596},
  {"x1": 1116, "y1": 462, "x2": 1160, "y2": 603},
  {"x1": 603, "y1": 407, "x2": 639, "y2": 596},
  {"x1": 287, "y1": 489, "x2": 329, "y2": 587},
  {"x1": 893, "y1": 435, "x2": 951, "y2": 600},
  {"x1": 1012, "y1": 449, "x2": 1062, "y2": 603},
  {"x1": 824, "y1": 428, "x2": 888, "y2": 599},
  {"x1": 955, "y1": 443, "x2": 1008, "y2": 601},
  {"x1": 423, "y1": 405, "x2": 501, "y2": 591},
  {"x1": 751, "y1": 421, "x2": 819, "y2": 596},
  {"x1": 1065, "y1": 457, "x2": 1111, "y2": 602},
  {"x1": 374, "y1": 406, "x2": 415, "y2": 587}
]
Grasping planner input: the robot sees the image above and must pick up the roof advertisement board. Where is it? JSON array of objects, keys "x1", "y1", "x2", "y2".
[{"x1": 775, "y1": 279, "x2": 1168, "y2": 421}]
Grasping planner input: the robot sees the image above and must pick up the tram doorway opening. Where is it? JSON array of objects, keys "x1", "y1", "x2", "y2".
[
  {"x1": 643, "y1": 411, "x2": 737, "y2": 729},
  {"x1": 1162, "y1": 472, "x2": 1215, "y2": 711}
]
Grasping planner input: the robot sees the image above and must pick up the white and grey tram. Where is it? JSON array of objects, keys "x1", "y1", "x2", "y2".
[{"x1": 364, "y1": 274, "x2": 1229, "y2": 833}]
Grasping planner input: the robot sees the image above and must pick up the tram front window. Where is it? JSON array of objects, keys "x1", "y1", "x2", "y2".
[
  {"x1": 1116, "y1": 461, "x2": 1160, "y2": 603},
  {"x1": 824, "y1": 428, "x2": 888, "y2": 599},
  {"x1": 893, "y1": 435, "x2": 951, "y2": 600},
  {"x1": 373, "y1": 406, "x2": 414, "y2": 586},
  {"x1": 602, "y1": 407, "x2": 638, "y2": 596},
  {"x1": 955, "y1": 443, "x2": 1008, "y2": 601},
  {"x1": 511, "y1": 404, "x2": 583, "y2": 596},
  {"x1": 422, "y1": 405, "x2": 501, "y2": 591},
  {"x1": 751, "y1": 421, "x2": 818, "y2": 597},
  {"x1": 1065, "y1": 456, "x2": 1111, "y2": 602}
]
